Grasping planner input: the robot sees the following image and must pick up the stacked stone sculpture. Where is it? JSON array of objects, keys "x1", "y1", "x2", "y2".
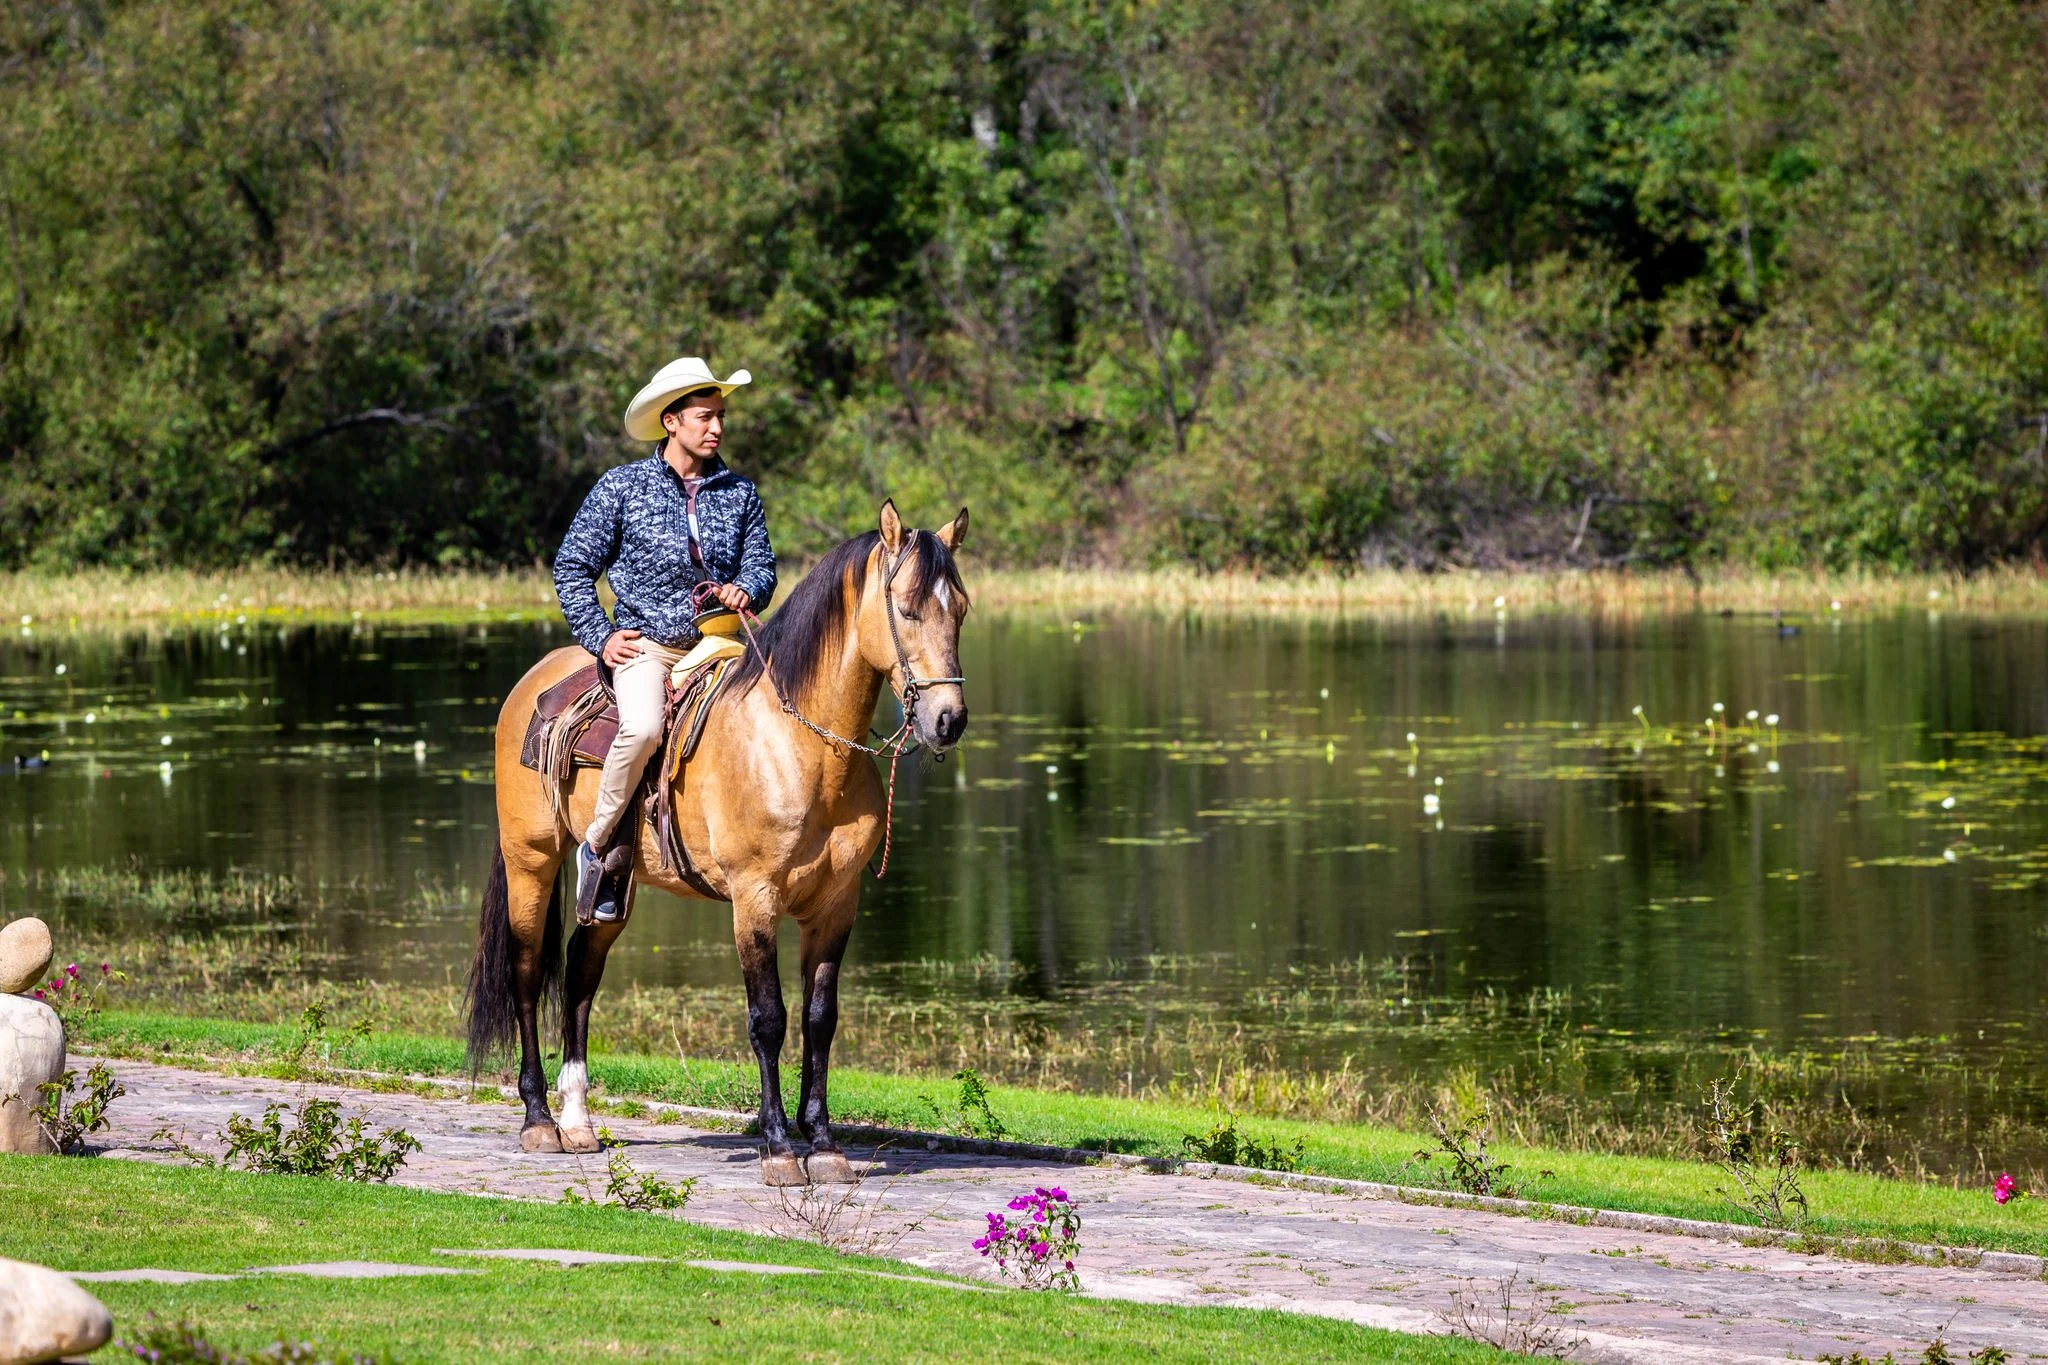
[
  {"x1": 0, "y1": 916, "x2": 66, "y2": 1156},
  {"x1": 0, "y1": 917, "x2": 113, "y2": 1364}
]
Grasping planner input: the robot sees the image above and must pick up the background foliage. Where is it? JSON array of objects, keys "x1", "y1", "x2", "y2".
[{"x1": 3, "y1": 0, "x2": 2046, "y2": 572}]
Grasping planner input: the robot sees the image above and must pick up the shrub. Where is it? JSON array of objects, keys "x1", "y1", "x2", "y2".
[
  {"x1": 1180, "y1": 1115, "x2": 1305, "y2": 1173},
  {"x1": 22, "y1": 1062, "x2": 124, "y2": 1154}
]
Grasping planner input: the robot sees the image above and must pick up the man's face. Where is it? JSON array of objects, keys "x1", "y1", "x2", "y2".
[{"x1": 663, "y1": 393, "x2": 726, "y2": 458}]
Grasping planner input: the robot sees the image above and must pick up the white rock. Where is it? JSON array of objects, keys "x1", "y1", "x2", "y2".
[
  {"x1": 0, "y1": 918, "x2": 53, "y2": 996},
  {"x1": 0, "y1": 995, "x2": 64, "y2": 1156},
  {"x1": 0, "y1": 1258, "x2": 112, "y2": 1364}
]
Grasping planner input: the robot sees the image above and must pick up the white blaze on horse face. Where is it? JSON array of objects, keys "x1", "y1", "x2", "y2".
[
  {"x1": 932, "y1": 579, "x2": 952, "y2": 613},
  {"x1": 557, "y1": 1060, "x2": 590, "y2": 1130}
]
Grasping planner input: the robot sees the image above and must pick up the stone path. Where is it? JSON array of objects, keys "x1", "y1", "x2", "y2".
[{"x1": 86, "y1": 1058, "x2": 2048, "y2": 1364}]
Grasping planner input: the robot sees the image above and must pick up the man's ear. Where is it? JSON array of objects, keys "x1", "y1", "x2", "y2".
[
  {"x1": 935, "y1": 507, "x2": 969, "y2": 552},
  {"x1": 878, "y1": 499, "x2": 905, "y2": 554}
]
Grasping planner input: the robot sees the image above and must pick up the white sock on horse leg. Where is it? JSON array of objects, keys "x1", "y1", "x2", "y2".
[{"x1": 558, "y1": 1060, "x2": 590, "y2": 1131}]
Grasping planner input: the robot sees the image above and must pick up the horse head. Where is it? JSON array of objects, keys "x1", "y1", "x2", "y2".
[{"x1": 867, "y1": 499, "x2": 970, "y2": 754}]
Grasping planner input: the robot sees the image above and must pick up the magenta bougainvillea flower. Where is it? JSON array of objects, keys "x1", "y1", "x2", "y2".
[
  {"x1": 974, "y1": 1187, "x2": 1081, "y2": 1291},
  {"x1": 1994, "y1": 1173, "x2": 2019, "y2": 1205}
]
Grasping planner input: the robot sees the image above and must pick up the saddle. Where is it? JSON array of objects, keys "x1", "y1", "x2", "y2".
[{"x1": 518, "y1": 631, "x2": 743, "y2": 905}]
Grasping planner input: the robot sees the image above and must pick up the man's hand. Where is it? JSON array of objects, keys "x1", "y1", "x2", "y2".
[
  {"x1": 601, "y1": 629, "x2": 643, "y2": 667},
  {"x1": 711, "y1": 583, "x2": 751, "y2": 612}
]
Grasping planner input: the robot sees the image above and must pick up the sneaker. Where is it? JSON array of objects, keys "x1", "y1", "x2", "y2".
[{"x1": 576, "y1": 840, "x2": 599, "y2": 904}]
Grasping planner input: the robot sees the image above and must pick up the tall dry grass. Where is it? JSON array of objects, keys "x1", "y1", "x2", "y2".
[{"x1": 8, "y1": 562, "x2": 2048, "y2": 626}]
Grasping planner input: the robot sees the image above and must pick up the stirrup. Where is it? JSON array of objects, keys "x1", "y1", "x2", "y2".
[{"x1": 574, "y1": 842, "x2": 634, "y2": 928}]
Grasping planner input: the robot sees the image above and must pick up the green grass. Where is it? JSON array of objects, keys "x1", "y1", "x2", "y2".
[
  {"x1": 77, "y1": 1008, "x2": 2048, "y2": 1262},
  {"x1": 3, "y1": 1157, "x2": 1523, "y2": 1363}
]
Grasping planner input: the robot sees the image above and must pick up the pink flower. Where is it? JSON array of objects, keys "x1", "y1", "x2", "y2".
[
  {"x1": 1995, "y1": 1173, "x2": 2018, "y2": 1205},
  {"x1": 64, "y1": 963, "x2": 79, "y2": 979},
  {"x1": 1029, "y1": 1241, "x2": 1049, "y2": 1258}
]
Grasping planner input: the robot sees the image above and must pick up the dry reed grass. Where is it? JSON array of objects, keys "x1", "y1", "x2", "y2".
[{"x1": 8, "y1": 562, "x2": 2048, "y2": 627}]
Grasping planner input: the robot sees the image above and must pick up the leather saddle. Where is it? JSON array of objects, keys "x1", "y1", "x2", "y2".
[{"x1": 518, "y1": 637, "x2": 742, "y2": 904}]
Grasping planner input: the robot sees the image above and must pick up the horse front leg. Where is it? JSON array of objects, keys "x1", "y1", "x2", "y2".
[
  {"x1": 734, "y1": 892, "x2": 803, "y2": 1185},
  {"x1": 557, "y1": 905, "x2": 627, "y2": 1154},
  {"x1": 795, "y1": 893, "x2": 858, "y2": 1184}
]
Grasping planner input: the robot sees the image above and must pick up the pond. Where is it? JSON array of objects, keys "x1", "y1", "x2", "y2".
[{"x1": 3, "y1": 605, "x2": 2046, "y2": 1171}]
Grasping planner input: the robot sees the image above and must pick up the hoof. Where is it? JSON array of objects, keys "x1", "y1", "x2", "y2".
[
  {"x1": 760, "y1": 1153, "x2": 808, "y2": 1187},
  {"x1": 805, "y1": 1151, "x2": 858, "y2": 1185},
  {"x1": 520, "y1": 1123, "x2": 564, "y2": 1154},
  {"x1": 560, "y1": 1125, "x2": 601, "y2": 1154}
]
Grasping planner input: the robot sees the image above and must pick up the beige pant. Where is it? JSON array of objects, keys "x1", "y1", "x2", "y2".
[{"x1": 586, "y1": 639, "x2": 685, "y2": 849}]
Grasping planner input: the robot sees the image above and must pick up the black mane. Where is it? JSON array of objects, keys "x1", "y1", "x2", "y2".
[{"x1": 729, "y1": 528, "x2": 967, "y2": 703}]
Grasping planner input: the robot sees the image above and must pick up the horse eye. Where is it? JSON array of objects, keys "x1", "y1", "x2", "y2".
[{"x1": 898, "y1": 607, "x2": 921, "y2": 621}]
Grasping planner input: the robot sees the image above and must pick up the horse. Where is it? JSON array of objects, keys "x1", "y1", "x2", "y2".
[{"x1": 463, "y1": 500, "x2": 970, "y2": 1184}]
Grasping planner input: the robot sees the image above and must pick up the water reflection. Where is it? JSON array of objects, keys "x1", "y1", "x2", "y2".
[{"x1": 2, "y1": 608, "x2": 2045, "y2": 1078}]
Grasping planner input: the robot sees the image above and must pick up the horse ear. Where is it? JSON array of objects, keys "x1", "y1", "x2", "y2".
[
  {"x1": 878, "y1": 499, "x2": 904, "y2": 554},
  {"x1": 935, "y1": 507, "x2": 969, "y2": 551}
]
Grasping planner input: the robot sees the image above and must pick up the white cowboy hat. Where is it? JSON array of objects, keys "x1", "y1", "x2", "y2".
[{"x1": 623, "y1": 357, "x2": 752, "y2": 441}]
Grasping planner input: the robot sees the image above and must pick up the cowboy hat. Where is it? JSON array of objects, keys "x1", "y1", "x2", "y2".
[{"x1": 623, "y1": 356, "x2": 752, "y2": 441}]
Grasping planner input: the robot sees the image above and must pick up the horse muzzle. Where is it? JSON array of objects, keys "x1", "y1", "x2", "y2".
[{"x1": 924, "y1": 700, "x2": 969, "y2": 752}]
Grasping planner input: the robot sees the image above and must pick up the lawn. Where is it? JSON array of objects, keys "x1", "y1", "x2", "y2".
[
  {"x1": 2, "y1": 1156, "x2": 1526, "y2": 1363},
  {"x1": 76, "y1": 1008, "x2": 2048, "y2": 1262}
]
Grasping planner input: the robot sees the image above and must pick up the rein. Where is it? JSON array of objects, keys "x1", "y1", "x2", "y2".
[{"x1": 697, "y1": 531, "x2": 964, "y2": 878}]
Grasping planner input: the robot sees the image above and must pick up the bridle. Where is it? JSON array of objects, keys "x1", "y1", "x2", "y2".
[{"x1": 709, "y1": 529, "x2": 965, "y2": 876}]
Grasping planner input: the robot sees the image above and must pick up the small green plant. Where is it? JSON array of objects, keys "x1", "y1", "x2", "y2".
[
  {"x1": 179, "y1": 1098, "x2": 420, "y2": 1181},
  {"x1": 562, "y1": 1127, "x2": 694, "y2": 1211},
  {"x1": 277, "y1": 1000, "x2": 329, "y2": 1075},
  {"x1": 1180, "y1": 1114, "x2": 1305, "y2": 1172},
  {"x1": 1700, "y1": 1072, "x2": 1809, "y2": 1231},
  {"x1": 1416, "y1": 1091, "x2": 1518, "y2": 1198},
  {"x1": 17, "y1": 1062, "x2": 124, "y2": 1153},
  {"x1": 918, "y1": 1067, "x2": 1007, "y2": 1140},
  {"x1": 115, "y1": 1313, "x2": 384, "y2": 1363},
  {"x1": 1817, "y1": 1337, "x2": 2008, "y2": 1364}
]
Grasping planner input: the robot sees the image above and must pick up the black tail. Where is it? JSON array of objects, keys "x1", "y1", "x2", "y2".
[{"x1": 463, "y1": 843, "x2": 562, "y2": 1072}]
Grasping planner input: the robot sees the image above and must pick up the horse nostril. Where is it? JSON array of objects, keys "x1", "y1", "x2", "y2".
[{"x1": 936, "y1": 705, "x2": 968, "y2": 745}]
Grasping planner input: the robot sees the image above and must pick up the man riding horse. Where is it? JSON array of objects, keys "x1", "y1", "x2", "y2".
[
  {"x1": 552, "y1": 356, "x2": 776, "y2": 925},
  {"x1": 468, "y1": 354, "x2": 971, "y2": 1182}
]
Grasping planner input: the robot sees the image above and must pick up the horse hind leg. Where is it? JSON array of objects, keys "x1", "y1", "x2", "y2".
[
  {"x1": 465, "y1": 843, "x2": 567, "y2": 1153},
  {"x1": 557, "y1": 902, "x2": 628, "y2": 1155}
]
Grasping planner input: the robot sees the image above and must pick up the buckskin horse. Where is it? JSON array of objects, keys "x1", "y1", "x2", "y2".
[{"x1": 464, "y1": 501, "x2": 969, "y2": 1184}]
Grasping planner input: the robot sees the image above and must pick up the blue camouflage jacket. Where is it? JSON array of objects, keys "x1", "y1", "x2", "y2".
[{"x1": 552, "y1": 454, "x2": 777, "y2": 657}]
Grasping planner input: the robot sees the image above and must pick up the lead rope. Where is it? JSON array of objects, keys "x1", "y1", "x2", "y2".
[{"x1": 700, "y1": 542, "x2": 956, "y2": 879}]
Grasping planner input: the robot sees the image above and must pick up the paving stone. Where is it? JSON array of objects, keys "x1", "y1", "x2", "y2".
[
  {"x1": 433, "y1": 1248, "x2": 662, "y2": 1266},
  {"x1": 250, "y1": 1261, "x2": 481, "y2": 1279},
  {"x1": 69, "y1": 1269, "x2": 239, "y2": 1284},
  {"x1": 684, "y1": 1260, "x2": 821, "y2": 1276}
]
